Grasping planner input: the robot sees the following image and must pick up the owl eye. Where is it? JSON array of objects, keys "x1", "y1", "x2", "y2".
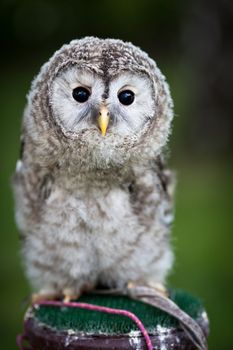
[
  {"x1": 72, "y1": 87, "x2": 90, "y2": 103},
  {"x1": 118, "y1": 90, "x2": 135, "y2": 106}
]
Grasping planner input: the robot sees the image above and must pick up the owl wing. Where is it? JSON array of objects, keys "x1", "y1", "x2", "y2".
[
  {"x1": 155, "y1": 155, "x2": 176, "y2": 227},
  {"x1": 129, "y1": 155, "x2": 176, "y2": 230},
  {"x1": 12, "y1": 136, "x2": 54, "y2": 237}
]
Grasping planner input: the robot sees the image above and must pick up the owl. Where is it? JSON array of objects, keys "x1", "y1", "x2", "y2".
[{"x1": 12, "y1": 37, "x2": 175, "y2": 302}]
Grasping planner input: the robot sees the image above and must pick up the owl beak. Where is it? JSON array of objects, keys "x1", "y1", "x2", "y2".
[{"x1": 97, "y1": 106, "x2": 110, "y2": 136}]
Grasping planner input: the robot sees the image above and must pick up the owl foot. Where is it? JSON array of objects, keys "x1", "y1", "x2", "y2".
[
  {"x1": 62, "y1": 288, "x2": 79, "y2": 303},
  {"x1": 31, "y1": 292, "x2": 59, "y2": 304},
  {"x1": 147, "y1": 281, "x2": 168, "y2": 297},
  {"x1": 127, "y1": 281, "x2": 168, "y2": 298}
]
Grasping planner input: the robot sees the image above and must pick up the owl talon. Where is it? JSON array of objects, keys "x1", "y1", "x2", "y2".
[
  {"x1": 31, "y1": 292, "x2": 58, "y2": 304},
  {"x1": 127, "y1": 281, "x2": 168, "y2": 298},
  {"x1": 147, "y1": 282, "x2": 168, "y2": 297},
  {"x1": 63, "y1": 288, "x2": 79, "y2": 303}
]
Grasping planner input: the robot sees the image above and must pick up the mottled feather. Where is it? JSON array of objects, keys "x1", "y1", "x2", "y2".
[{"x1": 12, "y1": 37, "x2": 175, "y2": 298}]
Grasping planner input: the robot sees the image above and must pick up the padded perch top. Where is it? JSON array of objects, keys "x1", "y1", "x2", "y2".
[{"x1": 22, "y1": 289, "x2": 209, "y2": 350}]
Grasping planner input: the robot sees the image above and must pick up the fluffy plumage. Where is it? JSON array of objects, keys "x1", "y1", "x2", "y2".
[{"x1": 13, "y1": 37, "x2": 175, "y2": 298}]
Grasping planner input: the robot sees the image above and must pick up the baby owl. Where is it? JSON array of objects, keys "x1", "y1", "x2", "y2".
[{"x1": 13, "y1": 37, "x2": 175, "y2": 301}]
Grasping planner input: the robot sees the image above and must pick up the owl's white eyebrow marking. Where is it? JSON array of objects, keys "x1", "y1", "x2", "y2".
[
  {"x1": 70, "y1": 82, "x2": 92, "y2": 90},
  {"x1": 118, "y1": 85, "x2": 138, "y2": 94},
  {"x1": 68, "y1": 69, "x2": 97, "y2": 90}
]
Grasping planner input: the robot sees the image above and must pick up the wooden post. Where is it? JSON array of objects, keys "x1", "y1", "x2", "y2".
[{"x1": 17, "y1": 289, "x2": 209, "y2": 350}]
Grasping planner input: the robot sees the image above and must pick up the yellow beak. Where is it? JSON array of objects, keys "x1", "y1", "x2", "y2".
[{"x1": 97, "y1": 106, "x2": 110, "y2": 136}]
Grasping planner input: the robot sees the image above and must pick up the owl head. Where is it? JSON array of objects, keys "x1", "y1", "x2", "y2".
[{"x1": 25, "y1": 37, "x2": 173, "y2": 170}]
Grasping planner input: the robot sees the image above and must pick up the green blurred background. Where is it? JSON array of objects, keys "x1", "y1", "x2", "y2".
[{"x1": 1, "y1": 0, "x2": 232, "y2": 349}]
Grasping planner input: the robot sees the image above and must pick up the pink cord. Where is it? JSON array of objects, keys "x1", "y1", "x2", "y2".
[{"x1": 31, "y1": 300, "x2": 154, "y2": 350}]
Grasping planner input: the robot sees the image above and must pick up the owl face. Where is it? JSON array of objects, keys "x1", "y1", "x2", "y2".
[
  {"x1": 50, "y1": 65, "x2": 155, "y2": 140},
  {"x1": 27, "y1": 37, "x2": 173, "y2": 169}
]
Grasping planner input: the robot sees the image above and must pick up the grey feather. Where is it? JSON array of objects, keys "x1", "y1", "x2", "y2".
[{"x1": 12, "y1": 37, "x2": 175, "y2": 298}]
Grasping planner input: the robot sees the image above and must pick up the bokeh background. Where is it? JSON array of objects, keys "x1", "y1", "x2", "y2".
[{"x1": 1, "y1": 0, "x2": 232, "y2": 349}]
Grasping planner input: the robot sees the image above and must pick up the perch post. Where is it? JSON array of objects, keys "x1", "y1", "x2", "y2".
[{"x1": 17, "y1": 289, "x2": 209, "y2": 350}]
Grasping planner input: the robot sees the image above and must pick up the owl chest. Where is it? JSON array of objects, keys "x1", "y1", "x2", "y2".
[{"x1": 43, "y1": 185, "x2": 141, "y2": 248}]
